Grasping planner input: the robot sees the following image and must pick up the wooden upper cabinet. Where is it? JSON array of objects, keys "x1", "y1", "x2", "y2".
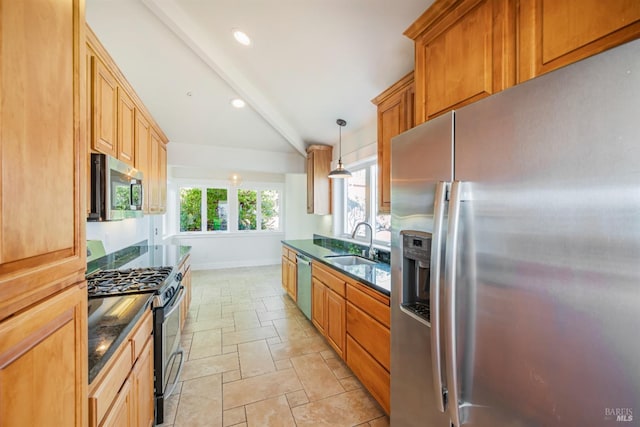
[
  {"x1": 0, "y1": 0, "x2": 86, "y2": 318},
  {"x1": 117, "y1": 88, "x2": 136, "y2": 166},
  {"x1": 135, "y1": 111, "x2": 151, "y2": 213},
  {"x1": 91, "y1": 56, "x2": 118, "y2": 158},
  {"x1": 405, "y1": 0, "x2": 516, "y2": 124},
  {"x1": 372, "y1": 72, "x2": 415, "y2": 213},
  {"x1": 306, "y1": 145, "x2": 333, "y2": 215},
  {"x1": 518, "y1": 0, "x2": 640, "y2": 82}
]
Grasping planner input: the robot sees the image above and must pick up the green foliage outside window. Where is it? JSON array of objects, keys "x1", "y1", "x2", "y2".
[
  {"x1": 207, "y1": 188, "x2": 228, "y2": 231},
  {"x1": 238, "y1": 189, "x2": 257, "y2": 230},
  {"x1": 260, "y1": 190, "x2": 279, "y2": 230},
  {"x1": 180, "y1": 188, "x2": 202, "y2": 231}
]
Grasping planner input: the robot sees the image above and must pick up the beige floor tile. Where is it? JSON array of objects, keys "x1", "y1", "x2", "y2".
[
  {"x1": 290, "y1": 352, "x2": 344, "y2": 401},
  {"x1": 291, "y1": 389, "x2": 384, "y2": 427},
  {"x1": 275, "y1": 359, "x2": 292, "y2": 370},
  {"x1": 325, "y1": 356, "x2": 353, "y2": 379},
  {"x1": 266, "y1": 336, "x2": 281, "y2": 345},
  {"x1": 268, "y1": 336, "x2": 329, "y2": 360},
  {"x1": 233, "y1": 310, "x2": 261, "y2": 330},
  {"x1": 285, "y1": 390, "x2": 309, "y2": 408},
  {"x1": 181, "y1": 353, "x2": 239, "y2": 381},
  {"x1": 158, "y1": 391, "x2": 180, "y2": 425},
  {"x1": 238, "y1": 340, "x2": 276, "y2": 378},
  {"x1": 245, "y1": 395, "x2": 296, "y2": 427},
  {"x1": 339, "y1": 375, "x2": 363, "y2": 391},
  {"x1": 222, "y1": 325, "x2": 278, "y2": 346},
  {"x1": 189, "y1": 328, "x2": 222, "y2": 360},
  {"x1": 272, "y1": 317, "x2": 311, "y2": 341},
  {"x1": 320, "y1": 349, "x2": 337, "y2": 360},
  {"x1": 223, "y1": 369, "x2": 242, "y2": 383},
  {"x1": 223, "y1": 407, "x2": 246, "y2": 426},
  {"x1": 368, "y1": 415, "x2": 391, "y2": 426},
  {"x1": 222, "y1": 344, "x2": 238, "y2": 354},
  {"x1": 174, "y1": 374, "x2": 223, "y2": 427},
  {"x1": 183, "y1": 317, "x2": 235, "y2": 334},
  {"x1": 257, "y1": 309, "x2": 288, "y2": 322},
  {"x1": 222, "y1": 368, "x2": 303, "y2": 409}
]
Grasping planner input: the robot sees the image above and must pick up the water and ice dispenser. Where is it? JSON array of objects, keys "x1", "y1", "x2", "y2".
[{"x1": 400, "y1": 231, "x2": 432, "y2": 324}]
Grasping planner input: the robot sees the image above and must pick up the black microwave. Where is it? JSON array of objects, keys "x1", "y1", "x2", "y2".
[{"x1": 88, "y1": 153, "x2": 144, "y2": 221}]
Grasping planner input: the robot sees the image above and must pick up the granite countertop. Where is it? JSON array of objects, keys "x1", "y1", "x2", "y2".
[
  {"x1": 88, "y1": 294, "x2": 152, "y2": 384},
  {"x1": 282, "y1": 238, "x2": 391, "y2": 296},
  {"x1": 87, "y1": 243, "x2": 192, "y2": 384}
]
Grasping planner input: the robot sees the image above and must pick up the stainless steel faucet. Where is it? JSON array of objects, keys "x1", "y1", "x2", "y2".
[{"x1": 351, "y1": 222, "x2": 376, "y2": 260}]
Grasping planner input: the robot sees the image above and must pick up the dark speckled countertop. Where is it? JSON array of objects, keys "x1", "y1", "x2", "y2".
[
  {"x1": 282, "y1": 237, "x2": 391, "y2": 296},
  {"x1": 87, "y1": 243, "x2": 191, "y2": 384}
]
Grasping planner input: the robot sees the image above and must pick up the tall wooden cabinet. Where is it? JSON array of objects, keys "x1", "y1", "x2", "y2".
[
  {"x1": 0, "y1": 0, "x2": 87, "y2": 426},
  {"x1": 371, "y1": 72, "x2": 415, "y2": 213},
  {"x1": 306, "y1": 145, "x2": 333, "y2": 215}
]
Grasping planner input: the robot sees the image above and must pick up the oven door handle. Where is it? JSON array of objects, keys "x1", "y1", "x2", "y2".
[
  {"x1": 164, "y1": 286, "x2": 186, "y2": 320},
  {"x1": 164, "y1": 349, "x2": 185, "y2": 399}
]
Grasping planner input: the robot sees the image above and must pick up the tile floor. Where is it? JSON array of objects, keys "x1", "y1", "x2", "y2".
[{"x1": 159, "y1": 265, "x2": 389, "y2": 427}]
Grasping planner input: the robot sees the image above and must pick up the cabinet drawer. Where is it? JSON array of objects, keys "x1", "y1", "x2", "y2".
[
  {"x1": 282, "y1": 246, "x2": 289, "y2": 258},
  {"x1": 89, "y1": 340, "x2": 133, "y2": 425},
  {"x1": 312, "y1": 263, "x2": 346, "y2": 297},
  {"x1": 346, "y1": 302, "x2": 390, "y2": 371},
  {"x1": 346, "y1": 282, "x2": 390, "y2": 328},
  {"x1": 130, "y1": 309, "x2": 152, "y2": 363},
  {"x1": 346, "y1": 335, "x2": 390, "y2": 414}
]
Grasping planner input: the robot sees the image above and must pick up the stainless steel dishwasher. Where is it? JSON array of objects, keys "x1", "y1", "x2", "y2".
[{"x1": 295, "y1": 254, "x2": 312, "y2": 320}]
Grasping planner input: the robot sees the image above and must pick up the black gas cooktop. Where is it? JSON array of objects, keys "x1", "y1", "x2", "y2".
[{"x1": 86, "y1": 266, "x2": 173, "y2": 298}]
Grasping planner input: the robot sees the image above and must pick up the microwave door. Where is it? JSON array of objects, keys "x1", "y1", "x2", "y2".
[{"x1": 131, "y1": 181, "x2": 143, "y2": 210}]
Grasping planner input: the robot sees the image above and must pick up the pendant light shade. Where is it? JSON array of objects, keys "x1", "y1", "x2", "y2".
[{"x1": 328, "y1": 118, "x2": 352, "y2": 179}]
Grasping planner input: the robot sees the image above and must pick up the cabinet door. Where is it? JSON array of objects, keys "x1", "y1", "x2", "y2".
[
  {"x1": 92, "y1": 56, "x2": 118, "y2": 157},
  {"x1": 117, "y1": 88, "x2": 136, "y2": 165},
  {"x1": 281, "y1": 256, "x2": 289, "y2": 291},
  {"x1": 412, "y1": 0, "x2": 515, "y2": 123},
  {"x1": 134, "y1": 111, "x2": 151, "y2": 213},
  {"x1": 311, "y1": 278, "x2": 326, "y2": 334},
  {"x1": 148, "y1": 130, "x2": 160, "y2": 213},
  {"x1": 132, "y1": 338, "x2": 155, "y2": 427},
  {"x1": 326, "y1": 289, "x2": 346, "y2": 358},
  {"x1": 0, "y1": 285, "x2": 87, "y2": 427},
  {"x1": 102, "y1": 376, "x2": 134, "y2": 427},
  {"x1": 306, "y1": 151, "x2": 315, "y2": 213},
  {"x1": 0, "y1": 0, "x2": 86, "y2": 317},
  {"x1": 287, "y1": 258, "x2": 297, "y2": 302},
  {"x1": 158, "y1": 141, "x2": 167, "y2": 213},
  {"x1": 518, "y1": 0, "x2": 640, "y2": 81}
]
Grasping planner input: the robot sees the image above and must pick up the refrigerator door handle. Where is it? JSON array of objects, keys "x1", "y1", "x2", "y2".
[
  {"x1": 429, "y1": 181, "x2": 449, "y2": 413},
  {"x1": 444, "y1": 180, "x2": 463, "y2": 427}
]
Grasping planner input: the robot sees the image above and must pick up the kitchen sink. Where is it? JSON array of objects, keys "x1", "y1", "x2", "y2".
[{"x1": 325, "y1": 255, "x2": 377, "y2": 266}]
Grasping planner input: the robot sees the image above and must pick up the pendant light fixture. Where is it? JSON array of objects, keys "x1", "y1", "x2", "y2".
[{"x1": 328, "y1": 118, "x2": 352, "y2": 179}]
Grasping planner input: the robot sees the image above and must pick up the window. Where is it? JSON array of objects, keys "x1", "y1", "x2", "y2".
[
  {"x1": 343, "y1": 163, "x2": 390, "y2": 243},
  {"x1": 237, "y1": 189, "x2": 281, "y2": 231},
  {"x1": 177, "y1": 184, "x2": 280, "y2": 233}
]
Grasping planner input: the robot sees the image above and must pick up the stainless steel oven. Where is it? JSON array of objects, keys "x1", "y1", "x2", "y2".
[{"x1": 153, "y1": 273, "x2": 185, "y2": 424}]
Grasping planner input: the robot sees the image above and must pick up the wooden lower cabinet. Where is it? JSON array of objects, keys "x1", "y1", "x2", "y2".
[
  {"x1": 89, "y1": 309, "x2": 154, "y2": 427},
  {"x1": 180, "y1": 255, "x2": 193, "y2": 329},
  {"x1": 132, "y1": 338, "x2": 155, "y2": 427},
  {"x1": 311, "y1": 278, "x2": 326, "y2": 335},
  {"x1": 346, "y1": 335, "x2": 390, "y2": 413},
  {"x1": 0, "y1": 285, "x2": 87, "y2": 427},
  {"x1": 311, "y1": 263, "x2": 346, "y2": 358},
  {"x1": 102, "y1": 376, "x2": 134, "y2": 427},
  {"x1": 281, "y1": 246, "x2": 297, "y2": 302}
]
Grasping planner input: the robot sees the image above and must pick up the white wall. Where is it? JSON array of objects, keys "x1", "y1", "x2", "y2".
[
  {"x1": 284, "y1": 173, "x2": 333, "y2": 240},
  {"x1": 333, "y1": 116, "x2": 378, "y2": 168}
]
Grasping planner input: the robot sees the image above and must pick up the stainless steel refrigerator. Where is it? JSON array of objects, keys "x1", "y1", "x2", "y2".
[{"x1": 390, "y1": 39, "x2": 640, "y2": 427}]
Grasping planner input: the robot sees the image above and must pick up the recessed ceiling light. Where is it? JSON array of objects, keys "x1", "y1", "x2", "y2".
[
  {"x1": 231, "y1": 98, "x2": 246, "y2": 109},
  {"x1": 233, "y1": 29, "x2": 251, "y2": 46}
]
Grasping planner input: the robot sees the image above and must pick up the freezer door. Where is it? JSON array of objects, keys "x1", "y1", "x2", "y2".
[
  {"x1": 449, "y1": 40, "x2": 640, "y2": 426},
  {"x1": 390, "y1": 112, "x2": 453, "y2": 427}
]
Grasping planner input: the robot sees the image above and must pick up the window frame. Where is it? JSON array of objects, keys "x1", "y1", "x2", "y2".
[{"x1": 339, "y1": 160, "x2": 390, "y2": 246}]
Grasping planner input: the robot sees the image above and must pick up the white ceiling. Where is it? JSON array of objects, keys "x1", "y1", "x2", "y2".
[{"x1": 86, "y1": 0, "x2": 432, "y2": 158}]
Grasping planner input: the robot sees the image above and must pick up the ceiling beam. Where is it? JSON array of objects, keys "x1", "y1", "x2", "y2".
[{"x1": 141, "y1": 0, "x2": 308, "y2": 157}]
